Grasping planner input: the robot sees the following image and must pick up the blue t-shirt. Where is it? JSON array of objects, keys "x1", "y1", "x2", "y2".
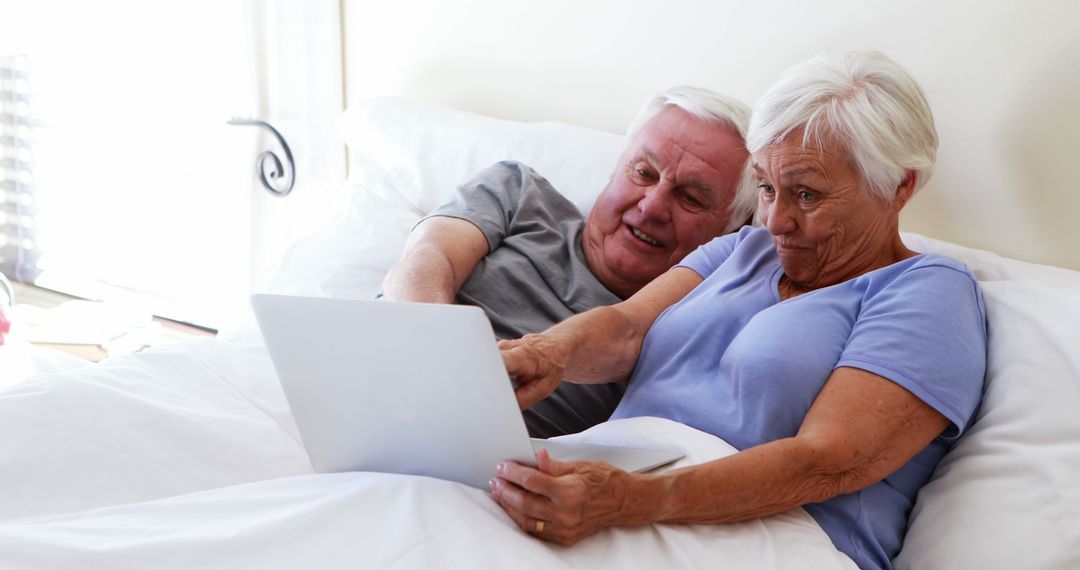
[{"x1": 612, "y1": 227, "x2": 987, "y2": 570}]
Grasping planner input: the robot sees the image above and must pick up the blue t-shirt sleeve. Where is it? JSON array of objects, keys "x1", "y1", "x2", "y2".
[
  {"x1": 837, "y1": 263, "x2": 988, "y2": 439},
  {"x1": 678, "y1": 226, "x2": 756, "y2": 278}
]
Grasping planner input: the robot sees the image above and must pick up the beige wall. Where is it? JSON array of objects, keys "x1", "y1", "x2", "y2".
[{"x1": 343, "y1": 0, "x2": 1080, "y2": 270}]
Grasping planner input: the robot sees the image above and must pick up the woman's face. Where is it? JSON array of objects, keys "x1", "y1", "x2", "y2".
[{"x1": 753, "y1": 128, "x2": 909, "y2": 290}]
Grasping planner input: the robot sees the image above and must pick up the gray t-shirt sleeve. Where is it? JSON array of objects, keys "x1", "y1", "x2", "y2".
[{"x1": 425, "y1": 161, "x2": 571, "y2": 253}]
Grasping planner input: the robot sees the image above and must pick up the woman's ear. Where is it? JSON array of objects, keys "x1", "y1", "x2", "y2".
[{"x1": 892, "y1": 171, "x2": 917, "y2": 211}]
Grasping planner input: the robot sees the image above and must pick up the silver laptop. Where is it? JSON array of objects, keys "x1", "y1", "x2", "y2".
[{"x1": 251, "y1": 294, "x2": 683, "y2": 489}]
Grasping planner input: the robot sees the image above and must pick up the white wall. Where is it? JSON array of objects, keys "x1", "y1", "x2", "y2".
[{"x1": 343, "y1": 0, "x2": 1080, "y2": 270}]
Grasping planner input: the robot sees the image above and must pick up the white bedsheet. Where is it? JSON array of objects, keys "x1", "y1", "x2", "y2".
[
  {"x1": 0, "y1": 340, "x2": 89, "y2": 391},
  {"x1": 0, "y1": 336, "x2": 855, "y2": 569}
]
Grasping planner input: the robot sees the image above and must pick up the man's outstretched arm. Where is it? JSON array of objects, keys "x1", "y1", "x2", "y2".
[{"x1": 381, "y1": 217, "x2": 490, "y2": 303}]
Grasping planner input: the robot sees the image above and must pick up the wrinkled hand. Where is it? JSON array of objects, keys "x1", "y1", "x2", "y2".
[
  {"x1": 499, "y1": 334, "x2": 567, "y2": 410},
  {"x1": 489, "y1": 449, "x2": 634, "y2": 546}
]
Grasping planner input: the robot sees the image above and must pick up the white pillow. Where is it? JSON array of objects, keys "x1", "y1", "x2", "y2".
[
  {"x1": 269, "y1": 97, "x2": 626, "y2": 300},
  {"x1": 267, "y1": 191, "x2": 420, "y2": 301},
  {"x1": 894, "y1": 280, "x2": 1080, "y2": 569},
  {"x1": 902, "y1": 232, "x2": 1080, "y2": 287},
  {"x1": 337, "y1": 96, "x2": 624, "y2": 216}
]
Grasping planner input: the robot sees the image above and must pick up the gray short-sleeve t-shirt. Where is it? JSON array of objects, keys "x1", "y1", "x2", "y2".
[{"x1": 426, "y1": 161, "x2": 624, "y2": 437}]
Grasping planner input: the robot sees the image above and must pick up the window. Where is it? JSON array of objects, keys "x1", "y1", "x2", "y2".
[{"x1": 0, "y1": 0, "x2": 257, "y2": 329}]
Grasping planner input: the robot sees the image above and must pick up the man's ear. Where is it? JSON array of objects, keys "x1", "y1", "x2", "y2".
[{"x1": 892, "y1": 171, "x2": 917, "y2": 212}]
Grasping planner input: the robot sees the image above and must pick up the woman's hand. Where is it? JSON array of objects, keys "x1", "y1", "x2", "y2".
[
  {"x1": 499, "y1": 334, "x2": 568, "y2": 410},
  {"x1": 498, "y1": 269, "x2": 703, "y2": 409},
  {"x1": 489, "y1": 449, "x2": 640, "y2": 545}
]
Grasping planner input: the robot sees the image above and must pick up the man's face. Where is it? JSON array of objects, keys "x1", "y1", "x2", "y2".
[{"x1": 583, "y1": 106, "x2": 749, "y2": 298}]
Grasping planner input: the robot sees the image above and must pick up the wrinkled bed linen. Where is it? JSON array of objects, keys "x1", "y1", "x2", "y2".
[{"x1": 0, "y1": 336, "x2": 854, "y2": 569}]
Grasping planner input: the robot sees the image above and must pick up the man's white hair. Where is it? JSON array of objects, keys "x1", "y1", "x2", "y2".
[
  {"x1": 746, "y1": 51, "x2": 939, "y2": 202},
  {"x1": 625, "y1": 86, "x2": 755, "y2": 232}
]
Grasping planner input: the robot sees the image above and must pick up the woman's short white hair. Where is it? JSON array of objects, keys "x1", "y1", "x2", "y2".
[
  {"x1": 746, "y1": 51, "x2": 939, "y2": 202},
  {"x1": 626, "y1": 86, "x2": 756, "y2": 232}
]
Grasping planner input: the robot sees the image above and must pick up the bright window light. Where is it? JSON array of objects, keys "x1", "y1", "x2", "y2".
[{"x1": 0, "y1": 0, "x2": 257, "y2": 330}]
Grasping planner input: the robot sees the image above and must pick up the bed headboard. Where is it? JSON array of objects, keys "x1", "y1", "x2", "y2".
[{"x1": 341, "y1": 0, "x2": 1080, "y2": 271}]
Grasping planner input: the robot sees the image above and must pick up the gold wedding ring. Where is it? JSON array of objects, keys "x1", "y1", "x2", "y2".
[{"x1": 534, "y1": 519, "x2": 545, "y2": 533}]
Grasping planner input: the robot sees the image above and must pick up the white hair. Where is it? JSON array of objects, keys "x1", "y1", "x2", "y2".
[
  {"x1": 746, "y1": 51, "x2": 938, "y2": 202},
  {"x1": 626, "y1": 86, "x2": 755, "y2": 232}
]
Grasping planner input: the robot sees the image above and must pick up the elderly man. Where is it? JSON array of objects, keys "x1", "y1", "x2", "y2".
[{"x1": 382, "y1": 87, "x2": 754, "y2": 437}]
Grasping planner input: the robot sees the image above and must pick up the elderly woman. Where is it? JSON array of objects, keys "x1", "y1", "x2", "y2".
[{"x1": 490, "y1": 51, "x2": 986, "y2": 570}]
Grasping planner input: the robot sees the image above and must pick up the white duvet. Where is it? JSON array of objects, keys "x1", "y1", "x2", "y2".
[{"x1": 0, "y1": 336, "x2": 856, "y2": 569}]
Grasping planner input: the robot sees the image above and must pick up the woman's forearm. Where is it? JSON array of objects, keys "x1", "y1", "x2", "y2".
[
  {"x1": 621, "y1": 437, "x2": 845, "y2": 527},
  {"x1": 620, "y1": 368, "x2": 950, "y2": 527},
  {"x1": 504, "y1": 267, "x2": 703, "y2": 410},
  {"x1": 537, "y1": 267, "x2": 705, "y2": 384},
  {"x1": 532, "y1": 304, "x2": 649, "y2": 384}
]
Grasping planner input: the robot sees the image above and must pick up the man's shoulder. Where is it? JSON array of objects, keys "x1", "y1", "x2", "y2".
[
  {"x1": 481, "y1": 161, "x2": 583, "y2": 218},
  {"x1": 472, "y1": 160, "x2": 548, "y2": 192}
]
